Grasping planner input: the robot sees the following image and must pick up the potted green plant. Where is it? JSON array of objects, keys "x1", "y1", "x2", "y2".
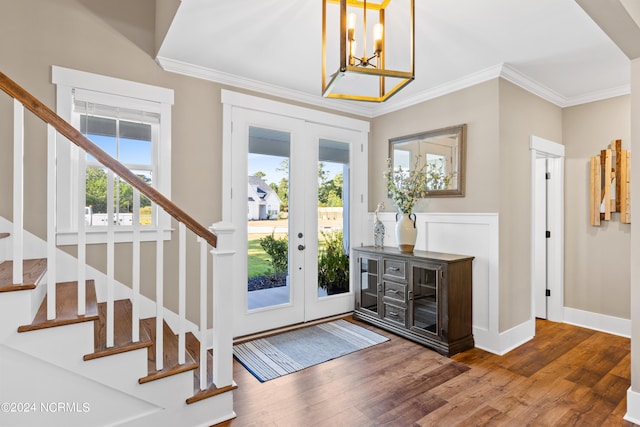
[
  {"x1": 384, "y1": 156, "x2": 453, "y2": 252},
  {"x1": 318, "y1": 229, "x2": 349, "y2": 295}
]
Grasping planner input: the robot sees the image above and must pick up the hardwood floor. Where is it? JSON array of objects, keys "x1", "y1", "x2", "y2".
[{"x1": 218, "y1": 317, "x2": 635, "y2": 426}]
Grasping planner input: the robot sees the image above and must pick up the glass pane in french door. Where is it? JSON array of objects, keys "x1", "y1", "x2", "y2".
[
  {"x1": 317, "y1": 138, "x2": 350, "y2": 297},
  {"x1": 247, "y1": 126, "x2": 291, "y2": 310}
]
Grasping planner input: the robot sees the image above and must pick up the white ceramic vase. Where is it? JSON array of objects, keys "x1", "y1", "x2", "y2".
[{"x1": 395, "y1": 212, "x2": 417, "y2": 253}]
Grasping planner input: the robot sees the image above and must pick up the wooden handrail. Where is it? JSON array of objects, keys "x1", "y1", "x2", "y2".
[{"x1": 0, "y1": 71, "x2": 217, "y2": 247}]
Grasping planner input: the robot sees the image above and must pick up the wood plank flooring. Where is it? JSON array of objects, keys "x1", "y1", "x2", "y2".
[{"x1": 219, "y1": 318, "x2": 635, "y2": 427}]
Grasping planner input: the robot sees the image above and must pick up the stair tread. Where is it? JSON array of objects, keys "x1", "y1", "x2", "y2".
[
  {"x1": 17, "y1": 280, "x2": 99, "y2": 332},
  {"x1": 0, "y1": 259, "x2": 47, "y2": 292},
  {"x1": 84, "y1": 299, "x2": 153, "y2": 361},
  {"x1": 138, "y1": 318, "x2": 198, "y2": 384},
  {"x1": 0, "y1": 232, "x2": 9, "y2": 239},
  {"x1": 185, "y1": 332, "x2": 237, "y2": 405}
]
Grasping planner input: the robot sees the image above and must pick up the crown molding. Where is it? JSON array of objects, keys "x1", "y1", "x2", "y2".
[
  {"x1": 156, "y1": 56, "x2": 376, "y2": 118},
  {"x1": 500, "y1": 63, "x2": 630, "y2": 107},
  {"x1": 157, "y1": 56, "x2": 630, "y2": 117},
  {"x1": 371, "y1": 64, "x2": 504, "y2": 117},
  {"x1": 499, "y1": 63, "x2": 567, "y2": 106},
  {"x1": 561, "y1": 84, "x2": 630, "y2": 107}
]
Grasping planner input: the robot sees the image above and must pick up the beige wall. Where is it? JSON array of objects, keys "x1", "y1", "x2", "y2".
[
  {"x1": 563, "y1": 95, "x2": 631, "y2": 319},
  {"x1": 630, "y1": 58, "x2": 640, "y2": 390},
  {"x1": 497, "y1": 80, "x2": 563, "y2": 330},
  {"x1": 370, "y1": 79, "x2": 501, "y2": 214}
]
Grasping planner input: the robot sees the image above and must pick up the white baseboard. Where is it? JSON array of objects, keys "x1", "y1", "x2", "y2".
[
  {"x1": 625, "y1": 387, "x2": 640, "y2": 424},
  {"x1": 563, "y1": 307, "x2": 630, "y2": 338},
  {"x1": 474, "y1": 318, "x2": 535, "y2": 355}
]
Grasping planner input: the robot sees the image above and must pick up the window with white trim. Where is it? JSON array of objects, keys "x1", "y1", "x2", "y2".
[{"x1": 52, "y1": 66, "x2": 174, "y2": 245}]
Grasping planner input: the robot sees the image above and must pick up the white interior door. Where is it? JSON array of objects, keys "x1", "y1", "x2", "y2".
[
  {"x1": 533, "y1": 158, "x2": 548, "y2": 319},
  {"x1": 530, "y1": 136, "x2": 564, "y2": 324}
]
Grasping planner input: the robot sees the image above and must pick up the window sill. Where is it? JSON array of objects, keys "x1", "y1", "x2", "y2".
[{"x1": 56, "y1": 228, "x2": 173, "y2": 246}]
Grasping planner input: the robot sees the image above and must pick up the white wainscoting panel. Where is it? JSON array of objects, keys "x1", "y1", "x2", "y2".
[{"x1": 367, "y1": 212, "x2": 500, "y2": 353}]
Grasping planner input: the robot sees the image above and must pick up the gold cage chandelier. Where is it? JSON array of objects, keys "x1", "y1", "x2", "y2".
[{"x1": 322, "y1": 0, "x2": 415, "y2": 102}]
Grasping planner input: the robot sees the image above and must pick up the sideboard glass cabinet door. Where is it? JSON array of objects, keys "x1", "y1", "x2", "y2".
[
  {"x1": 409, "y1": 263, "x2": 439, "y2": 336},
  {"x1": 357, "y1": 255, "x2": 380, "y2": 315}
]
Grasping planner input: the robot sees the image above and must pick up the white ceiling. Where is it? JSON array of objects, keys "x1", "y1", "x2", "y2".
[{"x1": 156, "y1": 0, "x2": 630, "y2": 117}]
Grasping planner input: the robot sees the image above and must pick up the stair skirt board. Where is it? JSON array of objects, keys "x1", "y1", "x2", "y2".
[
  {"x1": 0, "y1": 289, "x2": 36, "y2": 340},
  {"x1": 0, "y1": 344, "x2": 163, "y2": 427}
]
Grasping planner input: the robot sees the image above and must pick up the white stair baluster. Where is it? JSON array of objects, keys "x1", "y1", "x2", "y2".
[
  {"x1": 132, "y1": 188, "x2": 141, "y2": 342},
  {"x1": 178, "y1": 223, "x2": 186, "y2": 365},
  {"x1": 199, "y1": 237, "x2": 207, "y2": 391},
  {"x1": 77, "y1": 145, "x2": 86, "y2": 315},
  {"x1": 106, "y1": 170, "x2": 115, "y2": 347},
  {"x1": 13, "y1": 100, "x2": 24, "y2": 291},
  {"x1": 46, "y1": 124, "x2": 57, "y2": 320},
  {"x1": 155, "y1": 207, "x2": 164, "y2": 371}
]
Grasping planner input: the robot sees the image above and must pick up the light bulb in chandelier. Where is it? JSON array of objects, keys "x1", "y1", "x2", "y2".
[{"x1": 373, "y1": 23, "x2": 383, "y2": 56}]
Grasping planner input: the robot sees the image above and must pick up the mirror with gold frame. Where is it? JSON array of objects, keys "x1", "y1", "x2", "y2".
[{"x1": 389, "y1": 124, "x2": 467, "y2": 197}]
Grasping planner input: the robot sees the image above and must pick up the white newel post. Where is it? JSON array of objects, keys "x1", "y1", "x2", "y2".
[{"x1": 210, "y1": 221, "x2": 235, "y2": 387}]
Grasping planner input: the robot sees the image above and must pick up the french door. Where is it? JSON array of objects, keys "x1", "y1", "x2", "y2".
[{"x1": 228, "y1": 106, "x2": 365, "y2": 337}]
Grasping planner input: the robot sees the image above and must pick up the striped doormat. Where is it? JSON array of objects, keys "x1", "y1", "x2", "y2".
[{"x1": 233, "y1": 319, "x2": 389, "y2": 382}]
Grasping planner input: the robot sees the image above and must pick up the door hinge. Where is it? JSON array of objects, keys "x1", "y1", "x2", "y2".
[
  {"x1": 546, "y1": 289, "x2": 551, "y2": 297},
  {"x1": 545, "y1": 172, "x2": 551, "y2": 180},
  {"x1": 361, "y1": 143, "x2": 364, "y2": 153},
  {"x1": 546, "y1": 230, "x2": 551, "y2": 238}
]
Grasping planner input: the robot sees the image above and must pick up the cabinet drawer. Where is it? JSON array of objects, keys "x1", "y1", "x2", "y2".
[
  {"x1": 383, "y1": 259, "x2": 406, "y2": 281},
  {"x1": 383, "y1": 303, "x2": 406, "y2": 326},
  {"x1": 383, "y1": 281, "x2": 406, "y2": 303}
]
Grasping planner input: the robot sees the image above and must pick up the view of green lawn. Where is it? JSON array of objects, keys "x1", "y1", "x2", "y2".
[
  {"x1": 248, "y1": 233, "x2": 332, "y2": 278},
  {"x1": 248, "y1": 238, "x2": 275, "y2": 278}
]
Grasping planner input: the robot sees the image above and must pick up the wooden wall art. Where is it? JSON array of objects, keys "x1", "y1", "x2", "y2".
[{"x1": 590, "y1": 139, "x2": 630, "y2": 226}]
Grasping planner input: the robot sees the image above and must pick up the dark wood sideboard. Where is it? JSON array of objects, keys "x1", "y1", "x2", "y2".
[{"x1": 352, "y1": 246, "x2": 474, "y2": 356}]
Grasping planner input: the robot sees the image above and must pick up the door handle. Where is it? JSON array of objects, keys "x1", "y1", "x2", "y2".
[{"x1": 298, "y1": 244, "x2": 305, "y2": 251}]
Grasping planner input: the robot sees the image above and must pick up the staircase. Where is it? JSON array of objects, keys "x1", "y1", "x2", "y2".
[{"x1": 0, "y1": 73, "x2": 237, "y2": 426}]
